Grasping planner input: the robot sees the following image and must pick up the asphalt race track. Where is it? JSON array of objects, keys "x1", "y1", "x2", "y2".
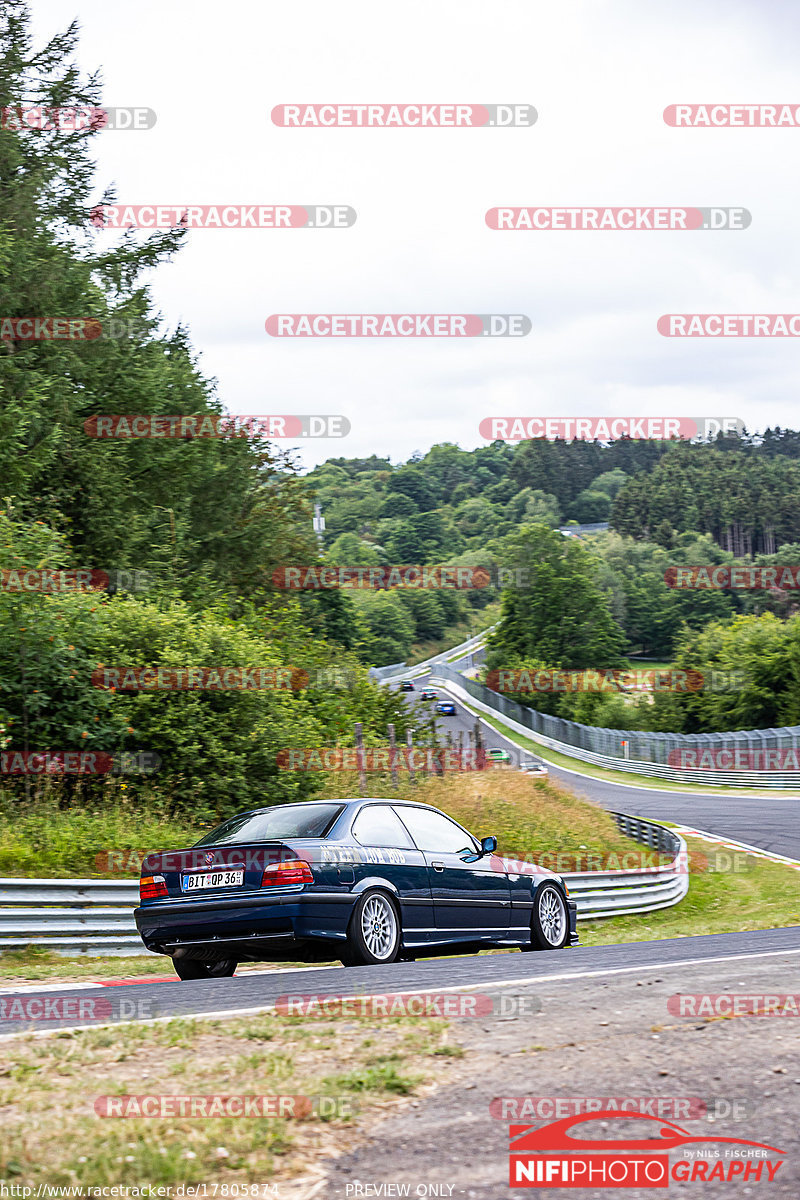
[
  {"x1": 397, "y1": 675, "x2": 800, "y2": 859},
  {"x1": 2, "y1": 927, "x2": 800, "y2": 1035}
]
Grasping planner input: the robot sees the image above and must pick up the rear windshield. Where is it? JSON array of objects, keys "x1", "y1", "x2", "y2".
[{"x1": 194, "y1": 804, "x2": 343, "y2": 845}]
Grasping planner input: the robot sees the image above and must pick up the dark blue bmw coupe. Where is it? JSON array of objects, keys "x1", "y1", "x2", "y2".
[{"x1": 135, "y1": 798, "x2": 578, "y2": 979}]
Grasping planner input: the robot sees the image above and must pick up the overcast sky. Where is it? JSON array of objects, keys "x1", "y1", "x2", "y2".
[{"x1": 34, "y1": 0, "x2": 800, "y2": 470}]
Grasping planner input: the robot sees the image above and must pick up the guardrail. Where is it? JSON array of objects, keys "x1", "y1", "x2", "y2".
[
  {"x1": 368, "y1": 626, "x2": 496, "y2": 684},
  {"x1": 0, "y1": 815, "x2": 688, "y2": 955},
  {"x1": 0, "y1": 878, "x2": 142, "y2": 955},
  {"x1": 428, "y1": 666, "x2": 800, "y2": 789},
  {"x1": 367, "y1": 661, "x2": 408, "y2": 682},
  {"x1": 563, "y1": 814, "x2": 688, "y2": 920}
]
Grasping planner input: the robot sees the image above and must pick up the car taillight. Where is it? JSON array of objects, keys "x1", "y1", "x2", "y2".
[
  {"x1": 140, "y1": 874, "x2": 168, "y2": 901},
  {"x1": 261, "y1": 859, "x2": 314, "y2": 887}
]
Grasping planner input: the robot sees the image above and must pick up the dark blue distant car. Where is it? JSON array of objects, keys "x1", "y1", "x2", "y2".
[
  {"x1": 436, "y1": 701, "x2": 457, "y2": 715},
  {"x1": 135, "y1": 799, "x2": 578, "y2": 979}
]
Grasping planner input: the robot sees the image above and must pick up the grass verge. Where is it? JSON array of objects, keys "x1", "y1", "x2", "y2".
[
  {"x1": 0, "y1": 1008, "x2": 458, "y2": 1187},
  {"x1": 580, "y1": 833, "x2": 800, "y2": 945},
  {"x1": 314, "y1": 768, "x2": 643, "y2": 864},
  {"x1": 0, "y1": 794, "x2": 198, "y2": 878},
  {"x1": 0, "y1": 947, "x2": 168, "y2": 981}
]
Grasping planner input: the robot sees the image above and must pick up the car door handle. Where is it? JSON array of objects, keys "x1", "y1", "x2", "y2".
[{"x1": 431, "y1": 861, "x2": 444, "y2": 871}]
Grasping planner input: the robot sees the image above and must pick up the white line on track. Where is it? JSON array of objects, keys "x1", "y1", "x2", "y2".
[
  {"x1": 2, "y1": 944, "x2": 799, "y2": 1041},
  {"x1": 669, "y1": 825, "x2": 800, "y2": 870},
  {"x1": 0, "y1": 981, "x2": 100, "y2": 994}
]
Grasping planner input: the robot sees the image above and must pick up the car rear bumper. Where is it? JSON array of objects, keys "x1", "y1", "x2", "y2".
[{"x1": 134, "y1": 890, "x2": 355, "y2": 957}]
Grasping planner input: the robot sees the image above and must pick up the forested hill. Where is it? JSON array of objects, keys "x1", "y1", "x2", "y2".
[
  {"x1": 307, "y1": 436, "x2": 800, "y2": 736},
  {"x1": 306, "y1": 435, "x2": 800, "y2": 704},
  {"x1": 308, "y1": 432, "x2": 800, "y2": 555}
]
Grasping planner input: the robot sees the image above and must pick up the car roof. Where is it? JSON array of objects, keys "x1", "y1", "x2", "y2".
[{"x1": 222, "y1": 797, "x2": 441, "y2": 822}]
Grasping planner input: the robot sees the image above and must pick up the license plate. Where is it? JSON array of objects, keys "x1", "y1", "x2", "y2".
[{"x1": 181, "y1": 869, "x2": 244, "y2": 892}]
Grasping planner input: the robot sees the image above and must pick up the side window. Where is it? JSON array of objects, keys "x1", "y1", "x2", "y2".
[
  {"x1": 393, "y1": 807, "x2": 476, "y2": 854},
  {"x1": 352, "y1": 805, "x2": 415, "y2": 849}
]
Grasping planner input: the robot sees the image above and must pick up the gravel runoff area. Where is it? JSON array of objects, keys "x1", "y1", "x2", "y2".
[{"x1": 298, "y1": 948, "x2": 800, "y2": 1199}]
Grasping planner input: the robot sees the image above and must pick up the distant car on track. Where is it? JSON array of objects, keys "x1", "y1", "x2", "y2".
[
  {"x1": 435, "y1": 701, "x2": 457, "y2": 715},
  {"x1": 486, "y1": 747, "x2": 512, "y2": 765},
  {"x1": 420, "y1": 689, "x2": 437, "y2": 701},
  {"x1": 135, "y1": 798, "x2": 577, "y2": 979},
  {"x1": 399, "y1": 680, "x2": 415, "y2": 692},
  {"x1": 520, "y1": 759, "x2": 549, "y2": 778}
]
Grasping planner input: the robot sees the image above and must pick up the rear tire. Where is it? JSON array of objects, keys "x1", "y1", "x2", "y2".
[
  {"x1": 525, "y1": 883, "x2": 568, "y2": 951},
  {"x1": 172, "y1": 957, "x2": 237, "y2": 980},
  {"x1": 341, "y1": 891, "x2": 400, "y2": 966}
]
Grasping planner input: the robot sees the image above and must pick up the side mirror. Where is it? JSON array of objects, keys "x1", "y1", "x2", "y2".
[{"x1": 480, "y1": 835, "x2": 498, "y2": 856}]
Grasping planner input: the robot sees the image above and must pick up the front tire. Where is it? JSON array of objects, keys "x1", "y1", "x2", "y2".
[
  {"x1": 172, "y1": 957, "x2": 237, "y2": 980},
  {"x1": 342, "y1": 891, "x2": 400, "y2": 966},
  {"x1": 527, "y1": 883, "x2": 569, "y2": 950}
]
